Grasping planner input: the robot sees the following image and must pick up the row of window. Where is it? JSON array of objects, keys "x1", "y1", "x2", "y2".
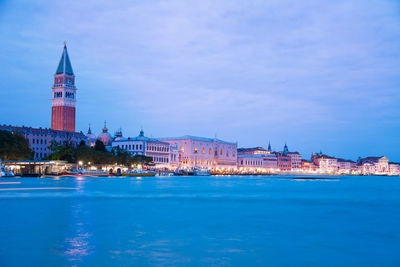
[
  {"x1": 118, "y1": 144, "x2": 143, "y2": 150},
  {"x1": 152, "y1": 156, "x2": 169, "y2": 163},
  {"x1": 32, "y1": 138, "x2": 47, "y2": 145},
  {"x1": 180, "y1": 146, "x2": 236, "y2": 157},
  {"x1": 147, "y1": 145, "x2": 169, "y2": 152},
  {"x1": 240, "y1": 160, "x2": 262, "y2": 166},
  {"x1": 35, "y1": 152, "x2": 47, "y2": 158},
  {"x1": 53, "y1": 92, "x2": 75, "y2": 99}
]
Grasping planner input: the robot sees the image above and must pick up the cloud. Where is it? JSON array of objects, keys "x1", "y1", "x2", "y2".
[{"x1": 0, "y1": 0, "x2": 400, "y2": 159}]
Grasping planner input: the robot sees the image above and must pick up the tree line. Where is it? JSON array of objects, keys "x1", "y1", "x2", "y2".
[{"x1": 0, "y1": 130, "x2": 153, "y2": 166}]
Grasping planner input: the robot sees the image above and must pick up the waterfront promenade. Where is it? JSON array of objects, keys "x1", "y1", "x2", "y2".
[{"x1": 0, "y1": 175, "x2": 399, "y2": 266}]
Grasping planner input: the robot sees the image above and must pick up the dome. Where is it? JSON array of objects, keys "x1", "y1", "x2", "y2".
[
  {"x1": 85, "y1": 125, "x2": 97, "y2": 147},
  {"x1": 97, "y1": 121, "x2": 112, "y2": 146}
]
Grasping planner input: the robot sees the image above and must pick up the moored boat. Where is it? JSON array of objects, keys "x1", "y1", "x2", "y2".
[
  {"x1": 0, "y1": 163, "x2": 15, "y2": 177},
  {"x1": 121, "y1": 170, "x2": 156, "y2": 177}
]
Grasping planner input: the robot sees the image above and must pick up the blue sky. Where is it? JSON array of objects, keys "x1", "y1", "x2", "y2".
[{"x1": 0, "y1": 0, "x2": 399, "y2": 161}]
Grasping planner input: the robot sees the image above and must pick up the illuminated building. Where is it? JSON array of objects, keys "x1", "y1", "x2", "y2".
[
  {"x1": 357, "y1": 156, "x2": 389, "y2": 174},
  {"x1": 311, "y1": 153, "x2": 338, "y2": 173},
  {"x1": 160, "y1": 135, "x2": 237, "y2": 171},
  {"x1": 112, "y1": 129, "x2": 170, "y2": 167}
]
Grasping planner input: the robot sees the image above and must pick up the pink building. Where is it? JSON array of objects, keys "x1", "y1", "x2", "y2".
[{"x1": 160, "y1": 136, "x2": 237, "y2": 171}]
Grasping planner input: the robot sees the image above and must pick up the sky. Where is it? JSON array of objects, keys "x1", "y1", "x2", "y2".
[{"x1": 0, "y1": 0, "x2": 399, "y2": 161}]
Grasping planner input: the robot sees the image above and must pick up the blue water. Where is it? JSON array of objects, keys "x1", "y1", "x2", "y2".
[{"x1": 0, "y1": 175, "x2": 399, "y2": 266}]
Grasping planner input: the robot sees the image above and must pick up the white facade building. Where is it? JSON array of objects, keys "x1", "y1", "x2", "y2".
[
  {"x1": 237, "y1": 154, "x2": 278, "y2": 172},
  {"x1": 357, "y1": 156, "x2": 389, "y2": 175},
  {"x1": 159, "y1": 135, "x2": 237, "y2": 170},
  {"x1": 112, "y1": 130, "x2": 170, "y2": 167}
]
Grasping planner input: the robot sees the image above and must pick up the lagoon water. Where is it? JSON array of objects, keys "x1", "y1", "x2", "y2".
[{"x1": 0, "y1": 175, "x2": 399, "y2": 266}]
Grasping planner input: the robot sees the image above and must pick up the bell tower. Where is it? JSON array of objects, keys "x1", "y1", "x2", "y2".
[{"x1": 51, "y1": 42, "x2": 77, "y2": 132}]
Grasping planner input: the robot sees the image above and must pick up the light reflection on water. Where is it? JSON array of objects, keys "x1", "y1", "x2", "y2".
[{"x1": 0, "y1": 175, "x2": 399, "y2": 266}]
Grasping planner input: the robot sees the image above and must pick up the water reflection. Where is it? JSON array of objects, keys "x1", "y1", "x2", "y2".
[{"x1": 62, "y1": 180, "x2": 95, "y2": 263}]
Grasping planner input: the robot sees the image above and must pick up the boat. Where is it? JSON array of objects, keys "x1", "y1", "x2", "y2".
[
  {"x1": 66, "y1": 169, "x2": 110, "y2": 177},
  {"x1": 0, "y1": 163, "x2": 15, "y2": 177},
  {"x1": 121, "y1": 169, "x2": 156, "y2": 177},
  {"x1": 193, "y1": 167, "x2": 211, "y2": 176},
  {"x1": 174, "y1": 168, "x2": 195, "y2": 176}
]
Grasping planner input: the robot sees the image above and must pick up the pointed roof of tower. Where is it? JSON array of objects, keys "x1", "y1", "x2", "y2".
[
  {"x1": 267, "y1": 141, "x2": 272, "y2": 152},
  {"x1": 56, "y1": 42, "x2": 74, "y2": 75}
]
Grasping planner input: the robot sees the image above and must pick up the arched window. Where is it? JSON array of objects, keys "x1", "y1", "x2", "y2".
[
  {"x1": 180, "y1": 146, "x2": 184, "y2": 152},
  {"x1": 209, "y1": 148, "x2": 212, "y2": 154},
  {"x1": 194, "y1": 147, "x2": 198, "y2": 153},
  {"x1": 220, "y1": 149, "x2": 223, "y2": 155},
  {"x1": 202, "y1": 147, "x2": 205, "y2": 154}
]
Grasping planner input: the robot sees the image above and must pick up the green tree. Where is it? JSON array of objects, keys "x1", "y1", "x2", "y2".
[
  {"x1": 94, "y1": 140, "x2": 106, "y2": 151},
  {"x1": 45, "y1": 141, "x2": 74, "y2": 162},
  {"x1": 0, "y1": 130, "x2": 33, "y2": 160}
]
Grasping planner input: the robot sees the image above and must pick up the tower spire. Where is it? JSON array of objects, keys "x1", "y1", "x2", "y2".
[
  {"x1": 56, "y1": 42, "x2": 74, "y2": 75},
  {"x1": 268, "y1": 141, "x2": 271, "y2": 152}
]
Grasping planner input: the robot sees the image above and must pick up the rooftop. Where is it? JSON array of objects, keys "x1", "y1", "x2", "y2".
[{"x1": 159, "y1": 135, "x2": 236, "y2": 145}]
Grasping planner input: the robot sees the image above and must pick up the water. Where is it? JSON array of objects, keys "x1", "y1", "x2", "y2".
[{"x1": 0, "y1": 175, "x2": 399, "y2": 266}]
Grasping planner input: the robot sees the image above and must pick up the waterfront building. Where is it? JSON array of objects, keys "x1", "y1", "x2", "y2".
[
  {"x1": 160, "y1": 136, "x2": 237, "y2": 171},
  {"x1": 275, "y1": 152, "x2": 291, "y2": 171},
  {"x1": 282, "y1": 144, "x2": 302, "y2": 169},
  {"x1": 0, "y1": 125, "x2": 86, "y2": 160},
  {"x1": 301, "y1": 159, "x2": 317, "y2": 171},
  {"x1": 237, "y1": 146, "x2": 278, "y2": 171},
  {"x1": 357, "y1": 156, "x2": 389, "y2": 174},
  {"x1": 112, "y1": 129, "x2": 170, "y2": 167},
  {"x1": 237, "y1": 155, "x2": 264, "y2": 172},
  {"x1": 389, "y1": 163, "x2": 400, "y2": 175},
  {"x1": 51, "y1": 43, "x2": 77, "y2": 132},
  {"x1": 237, "y1": 153, "x2": 278, "y2": 172},
  {"x1": 311, "y1": 153, "x2": 338, "y2": 173},
  {"x1": 337, "y1": 158, "x2": 357, "y2": 174}
]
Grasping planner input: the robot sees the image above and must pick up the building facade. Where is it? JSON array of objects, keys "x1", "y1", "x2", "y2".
[
  {"x1": 357, "y1": 156, "x2": 389, "y2": 174},
  {"x1": 160, "y1": 136, "x2": 237, "y2": 170},
  {"x1": 51, "y1": 43, "x2": 77, "y2": 132},
  {"x1": 311, "y1": 153, "x2": 338, "y2": 172},
  {"x1": 112, "y1": 130, "x2": 170, "y2": 167},
  {"x1": 0, "y1": 125, "x2": 86, "y2": 160}
]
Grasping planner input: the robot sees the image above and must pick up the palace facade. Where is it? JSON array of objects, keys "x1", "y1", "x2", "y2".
[{"x1": 159, "y1": 135, "x2": 237, "y2": 170}]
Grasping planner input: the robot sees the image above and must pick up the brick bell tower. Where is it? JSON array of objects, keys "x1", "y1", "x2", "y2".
[{"x1": 51, "y1": 42, "x2": 77, "y2": 132}]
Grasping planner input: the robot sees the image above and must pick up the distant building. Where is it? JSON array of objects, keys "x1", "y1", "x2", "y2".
[
  {"x1": 275, "y1": 152, "x2": 291, "y2": 171},
  {"x1": 337, "y1": 158, "x2": 356, "y2": 174},
  {"x1": 112, "y1": 129, "x2": 170, "y2": 167},
  {"x1": 0, "y1": 125, "x2": 86, "y2": 160},
  {"x1": 301, "y1": 159, "x2": 317, "y2": 171},
  {"x1": 357, "y1": 156, "x2": 389, "y2": 174},
  {"x1": 160, "y1": 135, "x2": 237, "y2": 170},
  {"x1": 389, "y1": 163, "x2": 400, "y2": 175},
  {"x1": 311, "y1": 153, "x2": 338, "y2": 172},
  {"x1": 282, "y1": 144, "x2": 302, "y2": 169},
  {"x1": 237, "y1": 145, "x2": 277, "y2": 171}
]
